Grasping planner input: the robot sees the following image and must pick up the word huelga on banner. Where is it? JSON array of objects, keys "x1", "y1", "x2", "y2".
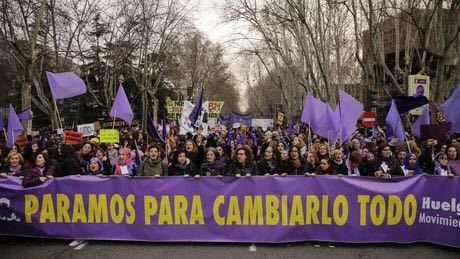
[
  {"x1": 99, "y1": 129, "x2": 120, "y2": 143},
  {"x1": 0, "y1": 176, "x2": 459, "y2": 247},
  {"x1": 64, "y1": 130, "x2": 83, "y2": 144}
]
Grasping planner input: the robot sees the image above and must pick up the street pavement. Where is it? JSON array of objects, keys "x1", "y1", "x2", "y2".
[{"x1": 0, "y1": 237, "x2": 459, "y2": 259}]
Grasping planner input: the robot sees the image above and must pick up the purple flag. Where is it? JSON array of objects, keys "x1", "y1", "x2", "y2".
[
  {"x1": 39, "y1": 131, "x2": 47, "y2": 148},
  {"x1": 310, "y1": 97, "x2": 327, "y2": 134},
  {"x1": 17, "y1": 108, "x2": 31, "y2": 120},
  {"x1": 189, "y1": 89, "x2": 204, "y2": 125},
  {"x1": 386, "y1": 95, "x2": 429, "y2": 114},
  {"x1": 385, "y1": 100, "x2": 406, "y2": 144},
  {"x1": 7, "y1": 104, "x2": 24, "y2": 148},
  {"x1": 300, "y1": 92, "x2": 314, "y2": 124},
  {"x1": 110, "y1": 85, "x2": 134, "y2": 125},
  {"x1": 147, "y1": 112, "x2": 165, "y2": 145},
  {"x1": 338, "y1": 90, "x2": 364, "y2": 141},
  {"x1": 45, "y1": 71, "x2": 87, "y2": 100},
  {"x1": 411, "y1": 106, "x2": 430, "y2": 137},
  {"x1": 440, "y1": 85, "x2": 460, "y2": 133},
  {"x1": 323, "y1": 105, "x2": 340, "y2": 141}
]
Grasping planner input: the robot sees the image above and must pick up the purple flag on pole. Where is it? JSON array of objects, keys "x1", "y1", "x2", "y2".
[
  {"x1": 17, "y1": 108, "x2": 31, "y2": 120},
  {"x1": 147, "y1": 112, "x2": 165, "y2": 145},
  {"x1": 300, "y1": 92, "x2": 314, "y2": 124},
  {"x1": 45, "y1": 71, "x2": 87, "y2": 100},
  {"x1": 440, "y1": 85, "x2": 460, "y2": 133},
  {"x1": 7, "y1": 104, "x2": 24, "y2": 148},
  {"x1": 109, "y1": 85, "x2": 134, "y2": 125},
  {"x1": 189, "y1": 89, "x2": 204, "y2": 125},
  {"x1": 288, "y1": 113, "x2": 293, "y2": 136},
  {"x1": 339, "y1": 90, "x2": 364, "y2": 141},
  {"x1": 411, "y1": 106, "x2": 430, "y2": 137},
  {"x1": 310, "y1": 97, "x2": 327, "y2": 134},
  {"x1": 386, "y1": 100, "x2": 406, "y2": 144},
  {"x1": 323, "y1": 105, "x2": 341, "y2": 141},
  {"x1": 40, "y1": 131, "x2": 47, "y2": 148}
]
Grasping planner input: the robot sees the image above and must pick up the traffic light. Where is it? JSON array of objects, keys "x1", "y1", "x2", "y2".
[{"x1": 367, "y1": 88, "x2": 378, "y2": 108}]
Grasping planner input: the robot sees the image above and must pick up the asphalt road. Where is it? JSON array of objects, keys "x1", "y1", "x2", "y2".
[{"x1": 0, "y1": 237, "x2": 459, "y2": 259}]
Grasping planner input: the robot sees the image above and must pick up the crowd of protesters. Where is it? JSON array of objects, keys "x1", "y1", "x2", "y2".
[{"x1": 0, "y1": 123, "x2": 458, "y2": 188}]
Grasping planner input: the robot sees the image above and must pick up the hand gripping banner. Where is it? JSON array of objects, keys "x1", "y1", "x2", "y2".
[{"x1": 0, "y1": 175, "x2": 459, "y2": 247}]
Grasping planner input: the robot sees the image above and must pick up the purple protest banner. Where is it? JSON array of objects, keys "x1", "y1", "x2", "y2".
[{"x1": 0, "y1": 176, "x2": 459, "y2": 247}]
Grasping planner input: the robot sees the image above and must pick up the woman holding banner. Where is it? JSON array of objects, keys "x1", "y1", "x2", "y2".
[
  {"x1": 139, "y1": 145, "x2": 168, "y2": 177},
  {"x1": 434, "y1": 153, "x2": 456, "y2": 176},
  {"x1": 367, "y1": 144, "x2": 403, "y2": 178},
  {"x1": 168, "y1": 149, "x2": 198, "y2": 177},
  {"x1": 200, "y1": 147, "x2": 225, "y2": 177},
  {"x1": 257, "y1": 146, "x2": 282, "y2": 176},
  {"x1": 112, "y1": 147, "x2": 138, "y2": 176},
  {"x1": 284, "y1": 146, "x2": 308, "y2": 175},
  {"x1": 1, "y1": 152, "x2": 27, "y2": 177},
  {"x1": 22, "y1": 153, "x2": 56, "y2": 188},
  {"x1": 225, "y1": 145, "x2": 258, "y2": 177}
]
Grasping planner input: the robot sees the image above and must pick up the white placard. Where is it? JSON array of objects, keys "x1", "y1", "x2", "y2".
[
  {"x1": 77, "y1": 123, "x2": 95, "y2": 137},
  {"x1": 251, "y1": 119, "x2": 274, "y2": 130}
]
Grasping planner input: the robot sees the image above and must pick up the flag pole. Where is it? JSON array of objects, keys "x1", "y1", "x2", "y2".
[
  {"x1": 112, "y1": 110, "x2": 116, "y2": 130},
  {"x1": 2, "y1": 128, "x2": 6, "y2": 142},
  {"x1": 53, "y1": 99, "x2": 63, "y2": 129}
]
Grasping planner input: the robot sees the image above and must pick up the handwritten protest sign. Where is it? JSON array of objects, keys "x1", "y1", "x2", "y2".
[
  {"x1": 166, "y1": 101, "x2": 224, "y2": 120},
  {"x1": 64, "y1": 130, "x2": 83, "y2": 145},
  {"x1": 100, "y1": 129, "x2": 120, "y2": 143}
]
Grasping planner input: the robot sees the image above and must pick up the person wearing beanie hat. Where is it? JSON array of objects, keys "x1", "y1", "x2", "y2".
[{"x1": 86, "y1": 157, "x2": 104, "y2": 175}]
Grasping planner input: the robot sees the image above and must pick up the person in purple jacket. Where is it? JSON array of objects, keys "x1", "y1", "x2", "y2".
[{"x1": 22, "y1": 153, "x2": 56, "y2": 188}]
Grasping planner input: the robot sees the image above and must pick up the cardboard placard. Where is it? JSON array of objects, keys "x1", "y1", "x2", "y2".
[
  {"x1": 64, "y1": 130, "x2": 83, "y2": 145},
  {"x1": 99, "y1": 129, "x2": 120, "y2": 143}
]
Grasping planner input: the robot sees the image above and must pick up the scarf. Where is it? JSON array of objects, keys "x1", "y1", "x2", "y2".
[
  {"x1": 9, "y1": 165, "x2": 22, "y2": 175},
  {"x1": 292, "y1": 159, "x2": 302, "y2": 169},
  {"x1": 345, "y1": 159, "x2": 360, "y2": 176},
  {"x1": 115, "y1": 148, "x2": 132, "y2": 175}
]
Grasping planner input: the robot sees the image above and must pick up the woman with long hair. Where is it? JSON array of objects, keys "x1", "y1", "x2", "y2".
[
  {"x1": 22, "y1": 153, "x2": 56, "y2": 188},
  {"x1": 200, "y1": 147, "x2": 225, "y2": 177},
  {"x1": 225, "y1": 145, "x2": 258, "y2": 177},
  {"x1": 258, "y1": 146, "x2": 282, "y2": 176},
  {"x1": 168, "y1": 149, "x2": 198, "y2": 177},
  {"x1": 285, "y1": 145, "x2": 307, "y2": 175}
]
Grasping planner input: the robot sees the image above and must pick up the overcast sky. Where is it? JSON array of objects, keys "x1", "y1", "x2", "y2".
[{"x1": 190, "y1": 0, "x2": 249, "y2": 110}]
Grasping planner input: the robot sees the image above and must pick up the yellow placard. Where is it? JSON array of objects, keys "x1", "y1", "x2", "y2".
[
  {"x1": 99, "y1": 129, "x2": 120, "y2": 143},
  {"x1": 277, "y1": 112, "x2": 285, "y2": 125}
]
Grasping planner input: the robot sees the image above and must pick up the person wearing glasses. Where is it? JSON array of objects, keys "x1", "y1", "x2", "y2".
[{"x1": 225, "y1": 145, "x2": 258, "y2": 177}]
